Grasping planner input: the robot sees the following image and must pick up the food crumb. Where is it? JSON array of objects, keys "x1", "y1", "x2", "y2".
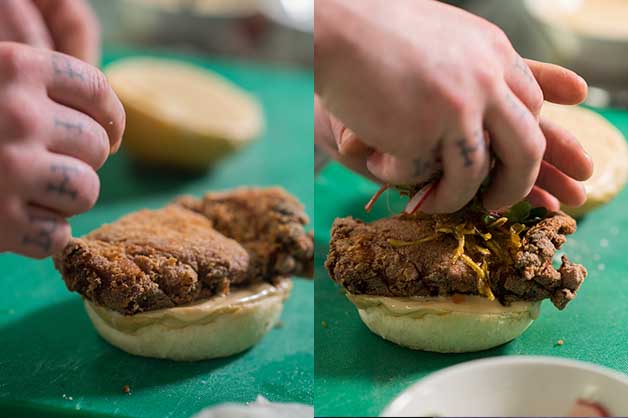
[
  {"x1": 556, "y1": 339, "x2": 564, "y2": 346},
  {"x1": 274, "y1": 320, "x2": 284, "y2": 329},
  {"x1": 321, "y1": 320, "x2": 328, "y2": 328},
  {"x1": 122, "y1": 385, "x2": 131, "y2": 394}
]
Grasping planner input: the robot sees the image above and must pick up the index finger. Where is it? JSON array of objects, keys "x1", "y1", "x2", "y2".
[
  {"x1": 525, "y1": 59, "x2": 588, "y2": 105},
  {"x1": 44, "y1": 51, "x2": 124, "y2": 153},
  {"x1": 483, "y1": 88, "x2": 546, "y2": 210}
]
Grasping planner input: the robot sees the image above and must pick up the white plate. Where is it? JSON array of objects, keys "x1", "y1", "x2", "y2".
[{"x1": 381, "y1": 356, "x2": 628, "y2": 417}]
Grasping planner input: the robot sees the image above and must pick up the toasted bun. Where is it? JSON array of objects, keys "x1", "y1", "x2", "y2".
[
  {"x1": 85, "y1": 279, "x2": 292, "y2": 361},
  {"x1": 347, "y1": 293, "x2": 541, "y2": 353},
  {"x1": 541, "y1": 103, "x2": 628, "y2": 218},
  {"x1": 105, "y1": 58, "x2": 263, "y2": 170}
]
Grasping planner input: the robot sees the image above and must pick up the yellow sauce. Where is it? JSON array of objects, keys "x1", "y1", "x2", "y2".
[
  {"x1": 89, "y1": 279, "x2": 292, "y2": 332},
  {"x1": 347, "y1": 293, "x2": 540, "y2": 318}
]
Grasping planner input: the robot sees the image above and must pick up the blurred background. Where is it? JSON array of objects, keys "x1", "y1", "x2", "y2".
[
  {"x1": 89, "y1": 0, "x2": 313, "y2": 67},
  {"x1": 446, "y1": 0, "x2": 628, "y2": 108}
]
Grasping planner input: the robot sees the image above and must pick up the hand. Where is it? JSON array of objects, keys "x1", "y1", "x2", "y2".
[
  {"x1": 0, "y1": 0, "x2": 100, "y2": 64},
  {"x1": 315, "y1": 0, "x2": 592, "y2": 213},
  {"x1": 0, "y1": 43, "x2": 125, "y2": 258}
]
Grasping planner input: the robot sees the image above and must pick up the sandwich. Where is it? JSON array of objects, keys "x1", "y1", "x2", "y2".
[
  {"x1": 54, "y1": 187, "x2": 312, "y2": 361},
  {"x1": 326, "y1": 196, "x2": 587, "y2": 353}
]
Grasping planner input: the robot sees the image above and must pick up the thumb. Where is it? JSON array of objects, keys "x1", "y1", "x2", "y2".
[{"x1": 315, "y1": 95, "x2": 379, "y2": 182}]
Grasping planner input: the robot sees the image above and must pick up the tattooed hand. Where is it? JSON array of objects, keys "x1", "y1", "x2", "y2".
[
  {"x1": 315, "y1": 0, "x2": 592, "y2": 213},
  {"x1": 0, "y1": 0, "x2": 99, "y2": 65},
  {"x1": 0, "y1": 43, "x2": 125, "y2": 258}
]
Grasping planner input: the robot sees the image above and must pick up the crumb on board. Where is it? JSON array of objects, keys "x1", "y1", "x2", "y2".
[
  {"x1": 122, "y1": 385, "x2": 131, "y2": 394},
  {"x1": 556, "y1": 339, "x2": 564, "y2": 346},
  {"x1": 274, "y1": 320, "x2": 284, "y2": 329},
  {"x1": 321, "y1": 320, "x2": 328, "y2": 328}
]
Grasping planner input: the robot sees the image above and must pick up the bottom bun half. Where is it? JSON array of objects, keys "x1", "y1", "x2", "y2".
[
  {"x1": 347, "y1": 293, "x2": 540, "y2": 353},
  {"x1": 85, "y1": 278, "x2": 292, "y2": 361}
]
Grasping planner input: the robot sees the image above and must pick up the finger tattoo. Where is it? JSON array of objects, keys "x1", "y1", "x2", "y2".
[
  {"x1": 413, "y1": 157, "x2": 432, "y2": 178},
  {"x1": 47, "y1": 164, "x2": 79, "y2": 199},
  {"x1": 413, "y1": 144, "x2": 441, "y2": 177},
  {"x1": 514, "y1": 56, "x2": 535, "y2": 84},
  {"x1": 52, "y1": 55, "x2": 85, "y2": 81},
  {"x1": 22, "y1": 214, "x2": 57, "y2": 252},
  {"x1": 457, "y1": 139, "x2": 478, "y2": 167},
  {"x1": 504, "y1": 91, "x2": 527, "y2": 119},
  {"x1": 54, "y1": 118, "x2": 83, "y2": 138},
  {"x1": 457, "y1": 130, "x2": 486, "y2": 167}
]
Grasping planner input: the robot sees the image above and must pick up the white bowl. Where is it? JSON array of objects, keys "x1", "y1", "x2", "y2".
[{"x1": 381, "y1": 356, "x2": 628, "y2": 417}]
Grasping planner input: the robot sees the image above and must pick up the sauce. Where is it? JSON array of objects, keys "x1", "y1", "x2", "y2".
[
  {"x1": 347, "y1": 293, "x2": 540, "y2": 318},
  {"x1": 89, "y1": 278, "x2": 292, "y2": 332}
]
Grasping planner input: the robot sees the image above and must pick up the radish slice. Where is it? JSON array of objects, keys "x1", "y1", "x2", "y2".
[
  {"x1": 365, "y1": 184, "x2": 390, "y2": 212},
  {"x1": 404, "y1": 183, "x2": 436, "y2": 214},
  {"x1": 568, "y1": 399, "x2": 610, "y2": 417}
]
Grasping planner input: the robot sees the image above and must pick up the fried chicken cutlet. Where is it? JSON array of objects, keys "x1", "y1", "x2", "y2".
[
  {"x1": 326, "y1": 210, "x2": 586, "y2": 309},
  {"x1": 55, "y1": 188, "x2": 313, "y2": 315},
  {"x1": 176, "y1": 187, "x2": 314, "y2": 280},
  {"x1": 55, "y1": 206, "x2": 248, "y2": 315}
]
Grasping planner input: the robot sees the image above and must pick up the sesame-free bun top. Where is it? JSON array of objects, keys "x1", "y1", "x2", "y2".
[
  {"x1": 105, "y1": 58, "x2": 263, "y2": 169},
  {"x1": 541, "y1": 103, "x2": 628, "y2": 217},
  {"x1": 85, "y1": 279, "x2": 292, "y2": 361},
  {"x1": 347, "y1": 293, "x2": 541, "y2": 353}
]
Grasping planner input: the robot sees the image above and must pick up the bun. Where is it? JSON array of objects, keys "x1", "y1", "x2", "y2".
[
  {"x1": 347, "y1": 293, "x2": 540, "y2": 353},
  {"x1": 105, "y1": 58, "x2": 263, "y2": 170},
  {"x1": 541, "y1": 103, "x2": 628, "y2": 217},
  {"x1": 84, "y1": 279, "x2": 291, "y2": 361}
]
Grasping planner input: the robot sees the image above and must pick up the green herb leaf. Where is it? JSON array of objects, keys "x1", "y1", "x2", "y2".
[
  {"x1": 524, "y1": 207, "x2": 548, "y2": 226},
  {"x1": 529, "y1": 206, "x2": 548, "y2": 219},
  {"x1": 505, "y1": 201, "x2": 532, "y2": 223}
]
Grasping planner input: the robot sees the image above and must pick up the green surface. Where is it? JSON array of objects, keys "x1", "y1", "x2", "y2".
[
  {"x1": 314, "y1": 108, "x2": 628, "y2": 417},
  {"x1": 0, "y1": 48, "x2": 313, "y2": 418}
]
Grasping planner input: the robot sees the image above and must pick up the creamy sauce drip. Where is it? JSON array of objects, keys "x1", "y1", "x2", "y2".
[
  {"x1": 348, "y1": 293, "x2": 540, "y2": 318},
  {"x1": 90, "y1": 279, "x2": 292, "y2": 332}
]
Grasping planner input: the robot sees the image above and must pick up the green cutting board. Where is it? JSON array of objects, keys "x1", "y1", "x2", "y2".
[
  {"x1": 314, "y1": 109, "x2": 628, "y2": 417},
  {"x1": 0, "y1": 48, "x2": 313, "y2": 418}
]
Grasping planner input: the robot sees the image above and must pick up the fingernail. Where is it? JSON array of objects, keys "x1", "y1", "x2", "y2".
[
  {"x1": 110, "y1": 141, "x2": 121, "y2": 155},
  {"x1": 338, "y1": 128, "x2": 352, "y2": 148}
]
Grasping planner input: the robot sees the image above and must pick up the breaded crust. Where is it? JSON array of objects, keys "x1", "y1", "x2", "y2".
[
  {"x1": 176, "y1": 187, "x2": 313, "y2": 279},
  {"x1": 54, "y1": 206, "x2": 249, "y2": 315},
  {"x1": 326, "y1": 211, "x2": 586, "y2": 310}
]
